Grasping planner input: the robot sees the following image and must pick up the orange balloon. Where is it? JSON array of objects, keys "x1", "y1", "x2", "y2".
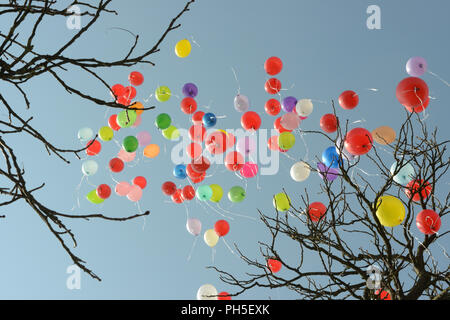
[
  {"x1": 131, "y1": 102, "x2": 144, "y2": 115},
  {"x1": 371, "y1": 126, "x2": 396, "y2": 145},
  {"x1": 143, "y1": 144, "x2": 160, "y2": 158}
]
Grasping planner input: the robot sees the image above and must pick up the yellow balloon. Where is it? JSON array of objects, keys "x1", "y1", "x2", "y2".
[
  {"x1": 204, "y1": 229, "x2": 219, "y2": 248},
  {"x1": 273, "y1": 193, "x2": 291, "y2": 212},
  {"x1": 175, "y1": 39, "x2": 191, "y2": 58},
  {"x1": 143, "y1": 144, "x2": 160, "y2": 158},
  {"x1": 376, "y1": 195, "x2": 405, "y2": 227},
  {"x1": 210, "y1": 184, "x2": 224, "y2": 203}
]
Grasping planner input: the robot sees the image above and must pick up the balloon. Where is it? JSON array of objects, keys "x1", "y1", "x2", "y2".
[
  {"x1": 131, "y1": 102, "x2": 144, "y2": 116},
  {"x1": 395, "y1": 77, "x2": 429, "y2": 110},
  {"x1": 376, "y1": 195, "x2": 405, "y2": 227},
  {"x1": 240, "y1": 161, "x2": 258, "y2": 178},
  {"x1": 108, "y1": 115, "x2": 121, "y2": 131},
  {"x1": 117, "y1": 149, "x2": 136, "y2": 163},
  {"x1": 115, "y1": 181, "x2": 132, "y2": 196},
  {"x1": 273, "y1": 193, "x2": 290, "y2": 212},
  {"x1": 182, "y1": 83, "x2": 198, "y2": 98},
  {"x1": 192, "y1": 111, "x2": 205, "y2": 125},
  {"x1": 196, "y1": 185, "x2": 213, "y2": 201},
  {"x1": 202, "y1": 113, "x2": 217, "y2": 128},
  {"x1": 173, "y1": 164, "x2": 187, "y2": 179},
  {"x1": 274, "y1": 117, "x2": 292, "y2": 133},
  {"x1": 110, "y1": 84, "x2": 125, "y2": 98},
  {"x1": 234, "y1": 94, "x2": 250, "y2": 112},
  {"x1": 86, "y1": 189, "x2": 104, "y2": 204},
  {"x1": 416, "y1": 209, "x2": 441, "y2": 235},
  {"x1": 236, "y1": 136, "x2": 257, "y2": 156},
  {"x1": 372, "y1": 126, "x2": 396, "y2": 145},
  {"x1": 136, "y1": 131, "x2": 151, "y2": 147},
  {"x1": 180, "y1": 97, "x2": 197, "y2": 114},
  {"x1": 133, "y1": 176, "x2": 147, "y2": 189},
  {"x1": 267, "y1": 259, "x2": 282, "y2": 273},
  {"x1": 82, "y1": 160, "x2": 98, "y2": 176},
  {"x1": 186, "y1": 163, "x2": 204, "y2": 179},
  {"x1": 197, "y1": 284, "x2": 218, "y2": 300},
  {"x1": 280, "y1": 112, "x2": 301, "y2": 130},
  {"x1": 218, "y1": 292, "x2": 231, "y2": 300},
  {"x1": 406, "y1": 57, "x2": 427, "y2": 77},
  {"x1": 186, "y1": 218, "x2": 202, "y2": 236},
  {"x1": 228, "y1": 186, "x2": 246, "y2": 203},
  {"x1": 317, "y1": 162, "x2": 339, "y2": 181},
  {"x1": 117, "y1": 110, "x2": 137, "y2": 128},
  {"x1": 191, "y1": 156, "x2": 210, "y2": 173},
  {"x1": 344, "y1": 128, "x2": 373, "y2": 155},
  {"x1": 189, "y1": 124, "x2": 206, "y2": 142},
  {"x1": 268, "y1": 135, "x2": 286, "y2": 152},
  {"x1": 155, "y1": 113, "x2": 171, "y2": 130},
  {"x1": 405, "y1": 180, "x2": 431, "y2": 202},
  {"x1": 320, "y1": 113, "x2": 338, "y2": 133},
  {"x1": 390, "y1": 161, "x2": 415, "y2": 185},
  {"x1": 175, "y1": 39, "x2": 191, "y2": 58},
  {"x1": 122, "y1": 136, "x2": 139, "y2": 153},
  {"x1": 405, "y1": 96, "x2": 430, "y2": 113},
  {"x1": 78, "y1": 127, "x2": 93, "y2": 141},
  {"x1": 241, "y1": 111, "x2": 261, "y2": 131},
  {"x1": 128, "y1": 71, "x2": 144, "y2": 86},
  {"x1": 264, "y1": 56, "x2": 283, "y2": 75},
  {"x1": 209, "y1": 184, "x2": 224, "y2": 203},
  {"x1": 282, "y1": 96, "x2": 297, "y2": 113},
  {"x1": 127, "y1": 185, "x2": 143, "y2": 202},
  {"x1": 322, "y1": 146, "x2": 343, "y2": 169},
  {"x1": 116, "y1": 96, "x2": 131, "y2": 106},
  {"x1": 226, "y1": 132, "x2": 236, "y2": 149},
  {"x1": 375, "y1": 289, "x2": 392, "y2": 301},
  {"x1": 225, "y1": 151, "x2": 244, "y2": 171},
  {"x1": 214, "y1": 220, "x2": 230, "y2": 237},
  {"x1": 190, "y1": 172, "x2": 206, "y2": 184},
  {"x1": 295, "y1": 99, "x2": 313, "y2": 117},
  {"x1": 278, "y1": 132, "x2": 295, "y2": 150},
  {"x1": 338, "y1": 90, "x2": 359, "y2": 110},
  {"x1": 162, "y1": 126, "x2": 180, "y2": 140},
  {"x1": 123, "y1": 86, "x2": 136, "y2": 100},
  {"x1": 161, "y1": 181, "x2": 177, "y2": 196},
  {"x1": 155, "y1": 86, "x2": 171, "y2": 102},
  {"x1": 203, "y1": 229, "x2": 219, "y2": 248},
  {"x1": 265, "y1": 98, "x2": 281, "y2": 116},
  {"x1": 205, "y1": 131, "x2": 227, "y2": 155},
  {"x1": 171, "y1": 189, "x2": 184, "y2": 204},
  {"x1": 109, "y1": 157, "x2": 124, "y2": 173},
  {"x1": 85, "y1": 140, "x2": 101, "y2": 156},
  {"x1": 186, "y1": 142, "x2": 202, "y2": 159},
  {"x1": 308, "y1": 202, "x2": 327, "y2": 222},
  {"x1": 265, "y1": 78, "x2": 281, "y2": 94},
  {"x1": 290, "y1": 161, "x2": 310, "y2": 182},
  {"x1": 96, "y1": 184, "x2": 111, "y2": 199},
  {"x1": 182, "y1": 185, "x2": 196, "y2": 201},
  {"x1": 335, "y1": 137, "x2": 358, "y2": 162},
  {"x1": 143, "y1": 144, "x2": 160, "y2": 158}
]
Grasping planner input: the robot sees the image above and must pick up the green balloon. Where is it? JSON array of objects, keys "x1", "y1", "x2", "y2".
[
  {"x1": 117, "y1": 110, "x2": 137, "y2": 128},
  {"x1": 162, "y1": 125, "x2": 180, "y2": 140},
  {"x1": 98, "y1": 126, "x2": 114, "y2": 141},
  {"x1": 86, "y1": 189, "x2": 104, "y2": 204},
  {"x1": 155, "y1": 86, "x2": 171, "y2": 102},
  {"x1": 123, "y1": 136, "x2": 139, "y2": 152},
  {"x1": 210, "y1": 184, "x2": 224, "y2": 203},
  {"x1": 273, "y1": 192, "x2": 291, "y2": 212},
  {"x1": 278, "y1": 132, "x2": 296, "y2": 150},
  {"x1": 196, "y1": 185, "x2": 213, "y2": 201},
  {"x1": 155, "y1": 113, "x2": 171, "y2": 130},
  {"x1": 228, "y1": 186, "x2": 246, "y2": 203}
]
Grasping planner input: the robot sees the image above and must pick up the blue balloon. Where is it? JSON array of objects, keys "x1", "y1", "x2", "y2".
[
  {"x1": 173, "y1": 164, "x2": 187, "y2": 179},
  {"x1": 202, "y1": 113, "x2": 217, "y2": 128},
  {"x1": 322, "y1": 146, "x2": 343, "y2": 169}
]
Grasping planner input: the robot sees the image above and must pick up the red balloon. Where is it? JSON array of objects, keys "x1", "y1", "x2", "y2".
[
  {"x1": 225, "y1": 132, "x2": 236, "y2": 149},
  {"x1": 268, "y1": 136, "x2": 287, "y2": 153},
  {"x1": 186, "y1": 163, "x2": 204, "y2": 178},
  {"x1": 344, "y1": 128, "x2": 373, "y2": 156},
  {"x1": 218, "y1": 292, "x2": 231, "y2": 300},
  {"x1": 265, "y1": 78, "x2": 282, "y2": 95},
  {"x1": 214, "y1": 220, "x2": 230, "y2": 237},
  {"x1": 109, "y1": 157, "x2": 124, "y2": 173},
  {"x1": 123, "y1": 86, "x2": 137, "y2": 100},
  {"x1": 416, "y1": 209, "x2": 441, "y2": 235},
  {"x1": 186, "y1": 142, "x2": 202, "y2": 159},
  {"x1": 189, "y1": 124, "x2": 206, "y2": 142},
  {"x1": 161, "y1": 181, "x2": 177, "y2": 196},
  {"x1": 108, "y1": 114, "x2": 121, "y2": 131},
  {"x1": 133, "y1": 176, "x2": 147, "y2": 189},
  {"x1": 190, "y1": 171, "x2": 206, "y2": 183},
  {"x1": 396, "y1": 77, "x2": 429, "y2": 109},
  {"x1": 405, "y1": 96, "x2": 430, "y2": 113},
  {"x1": 205, "y1": 131, "x2": 227, "y2": 155},
  {"x1": 308, "y1": 202, "x2": 327, "y2": 222},
  {"x1": 181, "y1": 185, "x2": 196, "y2": 201},
  {"x1": 225, "y1": 151, "x2": 244, "y2": 171},
  {"x1": 274, "y1": 117, "x2": 292, "y2": 133},
  {"x1": 338, "y1": 90, "x2": 359, "y2": 110},
  {"x1": 267, "y1": 258, "x2": 282, "y2": 273},
  {"x1": 111, "y1": 84, "x2": 125, "y2": 98},
  {"x1": 192, "y1": 111, "x2": 205, "y2": 125},
  {"x1": 96, "y1": 184, "x2": 111, "y2": 199},
  {"x1": 128, "y1": 71, "x2": 144, "y2": 86},
  {"x1": 265, "y1": 98, "x2": 281, "y2": 116},
  {"x1": 191, "y1": 156, "x2": 210, "y2": 173},
  {"x1": 264, "y1": 56, "x2": 283, "y2": 76},
  {"x1": 320, "y1": 113, "x2": 338, "y2": 133},
  {"x1": 171, "y1": 189, "x2": 184, "y2": 204},
  {"x1": 86, "y1": 140, "x2": 101, "y2": 156},
  {"x1": 375, "y1": 289, "x2": 391, "y2": 300},
  {"x1": 405, "y1": 180, "x2": 432, "y2": 202},
  {"x1": 180, "y1": 97, "x2": 197, "y2": 114},
  {"x1": 241, "y1": 111, "x2": 262, "y2": 131},
  {"x1": 116, "y1": 96, "x2": 131, "y2": 106}
]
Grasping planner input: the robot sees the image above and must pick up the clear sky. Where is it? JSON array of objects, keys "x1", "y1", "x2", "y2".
[{"x1": 0, "y1": 0, "x2": 448, "y2": 299}]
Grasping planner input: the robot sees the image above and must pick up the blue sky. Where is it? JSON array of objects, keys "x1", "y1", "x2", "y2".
[{"x1": 0, "y1": 0, "x2": 448, "y2": 299}]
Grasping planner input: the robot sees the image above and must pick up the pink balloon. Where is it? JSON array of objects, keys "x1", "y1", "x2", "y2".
[
  {"x1": 132, "y1": 114, "x2": 142, "y2": 128},
  {"x1": 127, "y1": 185, "x2": 143, "y2": 202},
  {"x1": 115, "y1": 181, "x2": 132, "y2": 196},
  {"x1": 280, "y1": 112, "x2": 301, "y2": 130},
  {"x1": 240, "y1": 161, "x2": 258, "y2": 178},
  {"x1": 117, "y1": 149, "x2": 136, "y2": 162},
  {"x1": 186, "y1": 218, "x2": 202, "y2": 236},
  {"x1": 136, "y1": 131, "x2": 151, "y2": 147}
]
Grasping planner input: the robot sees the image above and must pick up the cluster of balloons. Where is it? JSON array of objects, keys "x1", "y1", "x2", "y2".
[
  {"x1": 197, "y1": 284, "x2": 231, "y2": 300},
  {"x1": 203, "y1": 219, "x2": 230, "y2": 248}
]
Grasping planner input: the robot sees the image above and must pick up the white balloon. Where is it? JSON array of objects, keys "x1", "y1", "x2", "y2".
[
  {"x1": 186, "y1": 218, "x2": 202, "y2": 236},
  {"x1": 196, "y1": 284, "x2": 218, "y2": 300},
  {"x1": 234, "y1": 94, "x2": 250, "y2": 112},
  {"x1": 295, "y1": 99, "x2": 313, "y2": 117},
  {"x1": 290, "y1": 161, "x2": 310, "y2": 182},
  {"x1": 81, "y1": 160, "x2": 98, "y2": 176},
  {"x1": 77, "y1": 127, "x2": 94, "y2": 142}
]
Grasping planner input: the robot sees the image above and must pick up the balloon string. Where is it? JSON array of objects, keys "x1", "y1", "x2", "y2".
[
  {"x1": 137, "y1": 201, "x2": 146, "y2": 231},
  {"x1": 414, "y1": 90, "x2": 429, "y2": 122},
  {"x1": 216, "y1": 203, "x2": 256, "y2": 221},
  {"x1": 203, "y1": 200, "x2": 234, "y2": 220},
  {"x1": 183, "y1": 201, "x2": 190, "y2": 219},
  {"x1": 109, "y1": 173, "x2": 120, "y2": 184},
  {"x1": 401, "y1": 225, "x2": 439, "y2": 269},
  {"x1": 212, "y1": 247, "x2": 216, "y2": 264},
  {"x1": 427, "y1": 70, "x2": 450, "y2": 87},
  {"x1": 190, "y1": 35, "x2": 201, "y2": 48},
  {"x1": 143, "y1": 93, "x2": 153, "y2": 103},
  {"x1": 310, "y1": 99, "x2": 327, "y2": 104},
  {"x1": 352, "y1": 118, "x2": 366, "y2": 124},
  {"x1": 222, "y1": 238, "x2": 240, "y2": 260},
  {"x1": 298, "y1": 131, "x2": 309, "y2": 161},
  {"x1": 281, "y1": 151, "x2": 297, "y2": 162},
  {"x1": 187, "y1": 236, "x2": 198, "y2": 262},
  {"x1": 86, "y1": 176, "x2": 97, "y2": 188},
  {"x1": 354, "y1": 166, "x2": 380, "y2": 177},
  {"x1": 231, "y1": 67, "x2": 241, "y2": 95}
]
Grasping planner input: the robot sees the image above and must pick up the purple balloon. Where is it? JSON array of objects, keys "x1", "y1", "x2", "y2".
[
  {"x1": 236, "y1": 136, "x2": 257, "y2": 156},
  {"x1": 406, "y1": 57, "x2": 427, "y2": 77},
  {"x1": 282, "y1": 96, "x2": 297, "y2": 112},
  {"x1": 182, "y1": 83, "x2": 198, "y2": 98},
  {"x1": 136, "y1": 131, "x2": 151, "y2": 147},
  {"x1": 186, "y1": 218, "x2": 202, "y2": 236},
  {"x1": 234, "y1": 94, "x2": 250, "y2": 112},
  {"x1": 317, "y1": 162, "x2": 339, "y2": 181}
]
